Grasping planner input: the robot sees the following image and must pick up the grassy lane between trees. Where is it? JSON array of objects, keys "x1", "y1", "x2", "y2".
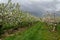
[{"x1": 4, "y1": 22, "x2": 60, "y2": 40}]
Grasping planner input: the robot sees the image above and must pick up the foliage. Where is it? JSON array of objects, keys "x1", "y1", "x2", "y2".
[{"x1": 0, "y1": 0, "x2": 40, "y2": 35}]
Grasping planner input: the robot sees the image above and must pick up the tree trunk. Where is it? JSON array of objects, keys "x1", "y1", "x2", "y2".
[{"x1": 52, "y1": 24, "x2": 57, "y2": 32}]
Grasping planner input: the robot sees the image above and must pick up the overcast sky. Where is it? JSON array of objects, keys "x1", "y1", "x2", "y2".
[
  {"x1": 0, "y1": 0, "x2": 60, "y2": 11},
  {"x1": 0, "y1": 0, "x2": 60, "y2": 16}
]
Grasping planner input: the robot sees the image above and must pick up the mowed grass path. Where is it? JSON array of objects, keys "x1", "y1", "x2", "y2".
[{"x1": 4, "y1": 22, "x2": 60, "y2": 40}]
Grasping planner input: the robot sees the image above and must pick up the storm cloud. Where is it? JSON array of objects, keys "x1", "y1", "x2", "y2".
[{"x1": 0, "y1": 0, "x2": 60, "y2": 17}]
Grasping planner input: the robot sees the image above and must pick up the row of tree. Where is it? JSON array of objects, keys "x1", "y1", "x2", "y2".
[{"x1": 0, "y1": 0, "x2": 40, "y2": 35}]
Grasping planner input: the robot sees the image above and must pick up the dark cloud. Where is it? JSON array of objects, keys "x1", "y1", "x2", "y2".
[{"x1": 0, "y1": 0, "x2": 60, "y2": 17}]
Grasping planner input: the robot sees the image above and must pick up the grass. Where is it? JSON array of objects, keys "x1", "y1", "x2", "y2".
[{"x1": 3, "y1": 22, "x2": 60, "y2": 40}]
